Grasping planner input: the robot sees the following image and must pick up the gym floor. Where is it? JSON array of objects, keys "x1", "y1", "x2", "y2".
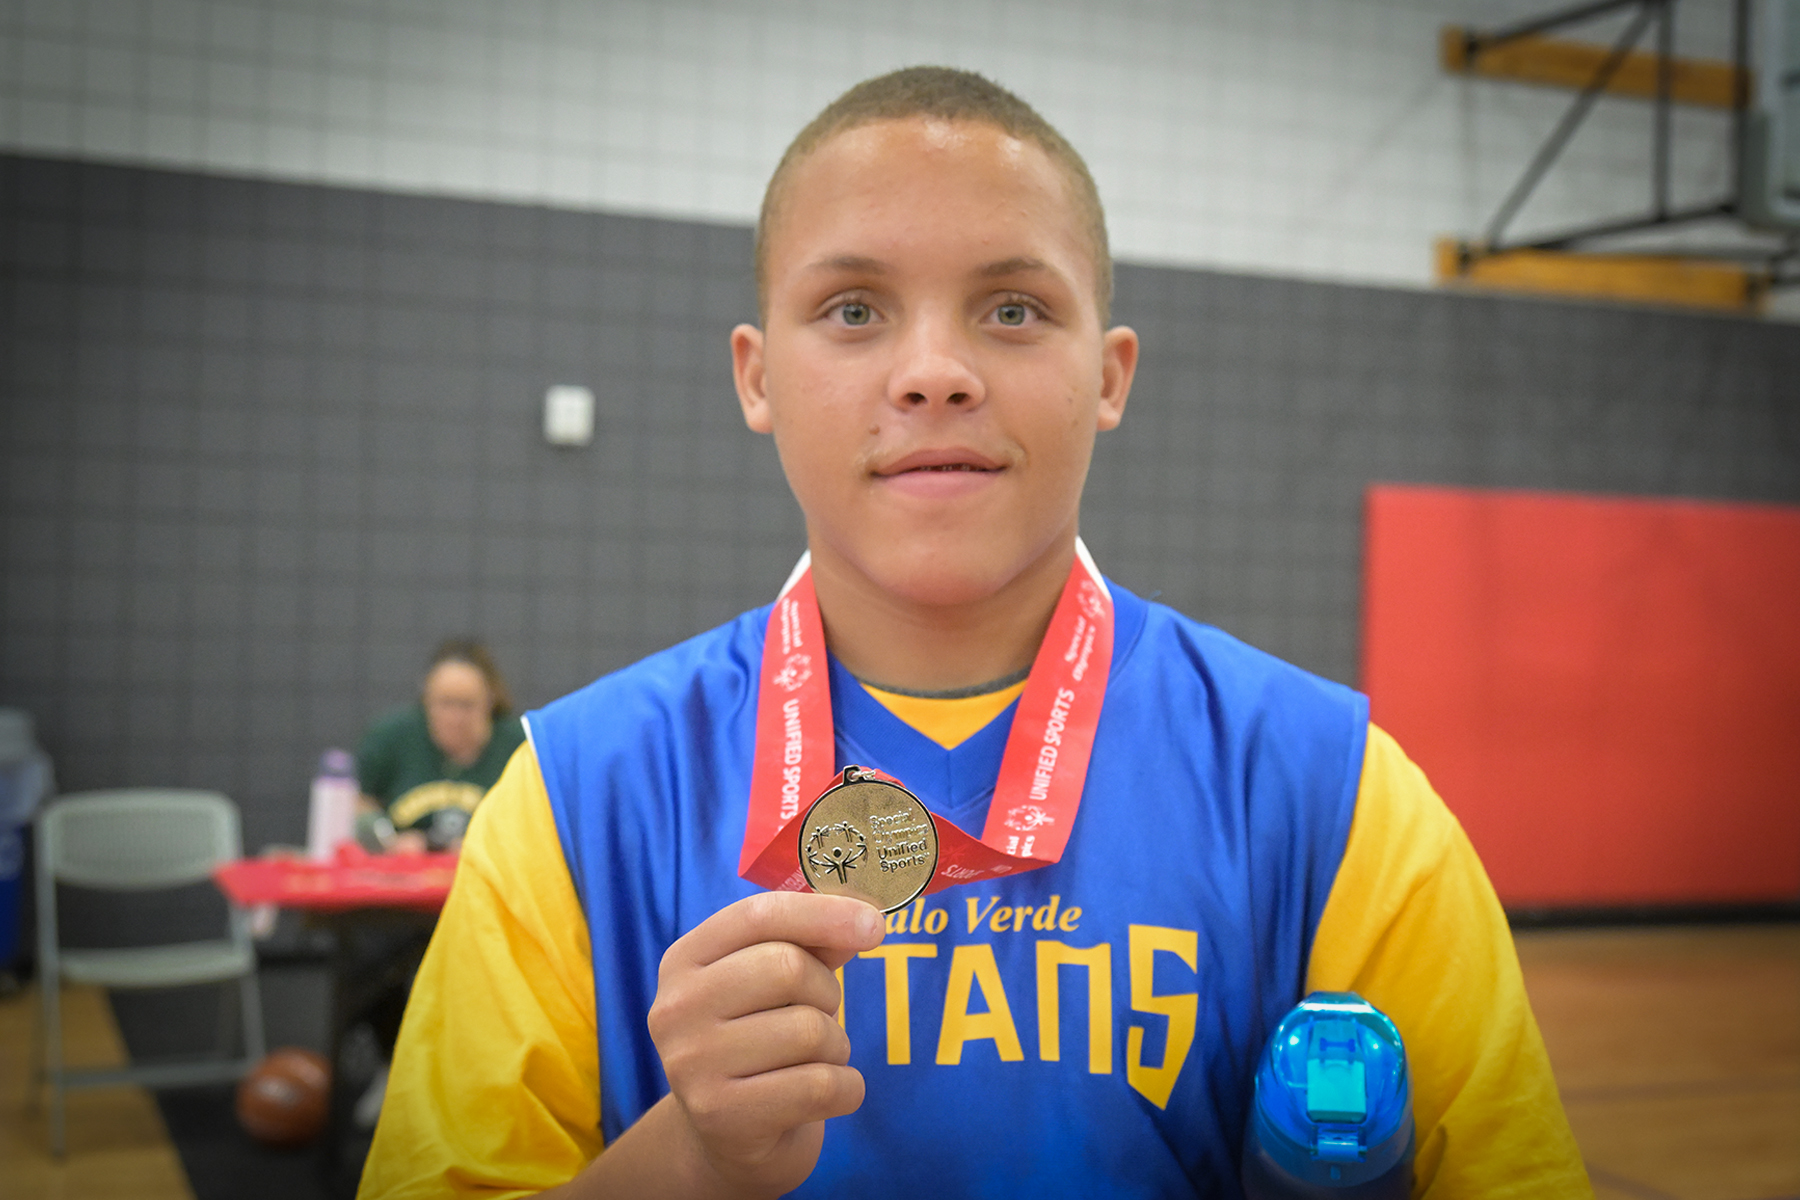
[
  {"x1": 4, "y1": 923, "x2": 1798, "y2": 1200},
  {"x1": 1519, "y1": 924, "x2": 1800, "y2": 1200}
]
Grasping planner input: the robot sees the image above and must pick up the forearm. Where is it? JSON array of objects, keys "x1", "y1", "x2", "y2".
[{"x1": 538, "y1": 1096, "x2": 762, "y2": 1200}]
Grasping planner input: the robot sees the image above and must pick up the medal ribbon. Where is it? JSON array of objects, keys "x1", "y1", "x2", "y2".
[{"x1": 741, "y1": 541, "x2": 1114, "y2": 895}]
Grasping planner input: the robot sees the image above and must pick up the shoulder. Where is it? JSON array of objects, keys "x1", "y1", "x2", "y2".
[
  {"x1": 463, "y1": 744, "x2": 579, "y2": 911},
  {"x1": 1343, "y1": 724, "x2": 1461, "y2": 877},
  {"x1": 1314, "y1": 724, "x2": 1474, "y2": 951},
  {"x1": 528, "y1": 606, "x2": 766, "y2": 755},
  {"x1": 359, "y1": 704, "x2": 426, "y2": 753},
  {"x1": 525, "y1": 606, "x2": 768, "y2": 809},
  {"x1": 366, "y1": 702, "x2": 425, "y2": 733},
  {"x1": 1116, "y1": 586, "x2": 1369, "y2": 746},
  {"x1": 522, "y1": 607, "x2": 767, "y2": 903},
  {"x1": 1104, "y1": 584, "x2": 1371, "y2": 853}
]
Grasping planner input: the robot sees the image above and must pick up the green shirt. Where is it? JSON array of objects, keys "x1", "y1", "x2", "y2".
[{"x1": 356, "y1": 704, "x2": 526, "y2": 832}]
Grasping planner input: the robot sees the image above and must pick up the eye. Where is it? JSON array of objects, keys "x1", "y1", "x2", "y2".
[
  {"x1": 990, "y1": 295, "x2": 1047, "y2": 328},
  {"x1": 837, "y1": 301, "x2": 873, "y2": 326}
]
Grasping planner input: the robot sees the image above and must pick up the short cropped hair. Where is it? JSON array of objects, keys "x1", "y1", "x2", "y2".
[{"x1": 755, "y1": 66, "x2": 1113, "y2": 323}]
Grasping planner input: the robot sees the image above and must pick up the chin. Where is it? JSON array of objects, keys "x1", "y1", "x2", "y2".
[
  {"x1": 859, "y1": 531, "x2": 1062, "y2": 611},
  {"x1": 878, "y1": 569, "x2": 1006, "y2": 611}
]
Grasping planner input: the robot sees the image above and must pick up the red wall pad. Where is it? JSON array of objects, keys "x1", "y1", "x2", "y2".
[{"x1": 1362, "y1": 485, "x2": 1800, "y2": 909}]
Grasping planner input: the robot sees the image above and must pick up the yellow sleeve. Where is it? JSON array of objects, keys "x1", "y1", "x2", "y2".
[
  {"x1": 359, "y1": 741, "x2": 601, "y2": 1199},
  {"x1": 1307, "y1": 724, "x2": 1592, "y2": 1199}
]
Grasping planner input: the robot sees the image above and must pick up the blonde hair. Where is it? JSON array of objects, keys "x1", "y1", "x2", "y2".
[{"x1": 755, "y1": 66, "x2": 1112, "y2": 323}]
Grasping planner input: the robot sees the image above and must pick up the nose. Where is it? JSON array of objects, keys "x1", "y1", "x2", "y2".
[{"x1": 887, "y1": 309, "x2": 984, "y2": 411}]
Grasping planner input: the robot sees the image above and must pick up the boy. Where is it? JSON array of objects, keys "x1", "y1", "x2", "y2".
[{"x1": 360, "y1": 68, "x2": 1590, "y2": 1198}]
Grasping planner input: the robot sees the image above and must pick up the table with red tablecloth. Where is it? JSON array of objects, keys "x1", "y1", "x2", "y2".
[{"x1": 214, "y1": 844, "x2": 459, "y2": 913}]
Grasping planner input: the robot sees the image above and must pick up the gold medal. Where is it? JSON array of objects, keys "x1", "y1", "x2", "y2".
[{"x1": 797, "y1": 766, "x2": 938, "y2": 913}]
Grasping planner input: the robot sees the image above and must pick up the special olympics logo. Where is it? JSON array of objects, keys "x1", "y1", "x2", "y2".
[
  {"x1": 805, "y1": 821, "x2": 866, "y2": 883},
  {"x1": 1004, "y1": 804, "x2": 1055, "y2": 832},
  {"x1": 1077, "y1": 582, "x2": 1106, "y2": 620},
  {"x1": 772, "y1": 653, "x2": 813, "y2": 692}
]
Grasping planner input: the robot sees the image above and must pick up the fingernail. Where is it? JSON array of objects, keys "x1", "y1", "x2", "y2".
[{"x1": 856, "y1": 906, "x2": 882, "y2": 942}]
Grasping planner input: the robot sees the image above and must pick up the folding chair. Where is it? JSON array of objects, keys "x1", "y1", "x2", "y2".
[{"x1": 33, "y1": 788, "x2": 266, "y2": 1156}]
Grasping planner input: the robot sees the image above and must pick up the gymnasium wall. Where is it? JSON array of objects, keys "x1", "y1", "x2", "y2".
[
  {"x1": 1364, "y1": 487, "x2": 1800, "y2": 907},
  {"x1": 0, "y1": 0, "x2": 1781, "y2": 308},
  {"x1": 4, "y1": 151, "x2": 1798, "y2": 851}
]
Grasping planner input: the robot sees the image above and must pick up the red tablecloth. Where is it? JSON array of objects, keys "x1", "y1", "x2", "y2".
[{"x1": 214, "y1": 844, "x2": 459, "y2": 912}]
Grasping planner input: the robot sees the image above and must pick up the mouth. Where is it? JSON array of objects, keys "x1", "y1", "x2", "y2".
[{"x1": 873, "y1": 449, "x2": 1007, "y2": 478}]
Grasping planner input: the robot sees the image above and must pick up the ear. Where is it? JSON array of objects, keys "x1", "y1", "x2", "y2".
[
  {"x1": 1096, "y1": 325, "x2": 1138, "y2": 431},
  {"x1": 731, "y1": 323, "x2": 773, "y2": 434}
]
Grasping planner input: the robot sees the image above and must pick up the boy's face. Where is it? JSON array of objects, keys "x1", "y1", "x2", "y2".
[{"x1": 733, "y1": 117, "x2": 1136, "y2": 612}]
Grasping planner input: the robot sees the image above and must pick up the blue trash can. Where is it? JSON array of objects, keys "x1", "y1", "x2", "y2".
[{"x1": 0, "y1": 710, "x2": 53, "y2": 979}]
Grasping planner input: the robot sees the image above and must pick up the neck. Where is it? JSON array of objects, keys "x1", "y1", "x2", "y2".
[
  {"x1": 444, "y1": 743, "x2": 482, "y2": 768},
  {"x1": 808, "y1": 536, "x2": 1077, "y2": 694}
]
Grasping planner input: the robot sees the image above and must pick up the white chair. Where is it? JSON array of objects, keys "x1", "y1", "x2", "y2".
[{"x1": 33, "y1": 788, "x2": 266, "y2": 1156}]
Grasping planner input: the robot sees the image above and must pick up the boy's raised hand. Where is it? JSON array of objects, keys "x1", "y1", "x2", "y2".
[{"x1": 646, "y1": 891, "x2": 886, "y2": 1198}]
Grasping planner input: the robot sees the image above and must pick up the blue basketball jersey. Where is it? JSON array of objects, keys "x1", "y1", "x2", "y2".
[{"x1": 527, "y1": 581, "x2": 1367, "y2": 1198}]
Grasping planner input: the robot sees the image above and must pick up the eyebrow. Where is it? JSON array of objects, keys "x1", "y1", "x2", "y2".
[
  {"x1": 801, "y1": 254, "x2": 1058, "y2": 280},
  {"x1": 804, "y1": 254, "x2": 888, "y2": 275},
  {"x1": 977, "y1": 256, "x2": 1053, "y2": 279}
]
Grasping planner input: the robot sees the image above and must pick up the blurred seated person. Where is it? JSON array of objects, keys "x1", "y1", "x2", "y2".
[
  {"x1": 356, "y1": 639, "x2": 525, "y2": 854},
  {"x1": 342, "y1": 639, "x2": 526, "y2": 1129}
]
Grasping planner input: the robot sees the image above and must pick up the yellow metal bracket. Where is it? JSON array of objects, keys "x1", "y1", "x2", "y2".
[
  {"x1": 1441, "y1": 25, "x2": 1747, "y2": 108},
  {"x1": 1435, "y1": 238, "x2": 1768, "y2": 312}
]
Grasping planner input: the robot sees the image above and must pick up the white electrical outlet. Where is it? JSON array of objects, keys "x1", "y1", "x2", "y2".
[{"x1": 543, "y1": 384, "x2": 595, "y2": 446}]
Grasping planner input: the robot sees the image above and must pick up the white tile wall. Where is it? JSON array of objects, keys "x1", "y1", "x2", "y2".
[{"x1": 0, "y1": 0, "x2": 1780, "y2": 296}]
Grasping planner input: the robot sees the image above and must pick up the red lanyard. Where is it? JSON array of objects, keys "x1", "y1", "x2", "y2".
[{"x1": 740, "y1": 541, "x2": 1114, "y2": 896}]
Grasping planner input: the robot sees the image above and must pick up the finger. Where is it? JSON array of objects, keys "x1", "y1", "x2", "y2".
[
  {"x1": 686, "y1": 1062, "x2": 866, "y2": 1141},
  {"x1": 670, "y1": 892, "x2": 883, "y2": 973},
  {"x1": 700, "y1": 939, "x2": 847, "y2": 1020},
  {"x1": 797, "y1": 940, "x2": 870, "y2": 973},
  {"x1": 669, "y1": 1003, "x2": 852, "y2": 1084}
]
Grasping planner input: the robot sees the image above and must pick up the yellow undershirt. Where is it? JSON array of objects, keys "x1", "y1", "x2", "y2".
[{"x1": 859, "y1": 680, "x2": 1028, "y2": 749}]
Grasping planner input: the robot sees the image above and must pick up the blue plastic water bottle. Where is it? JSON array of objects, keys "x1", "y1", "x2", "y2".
[{"x1": 1241, "y1": 992, "x2": 1414, "y2": 1200}]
